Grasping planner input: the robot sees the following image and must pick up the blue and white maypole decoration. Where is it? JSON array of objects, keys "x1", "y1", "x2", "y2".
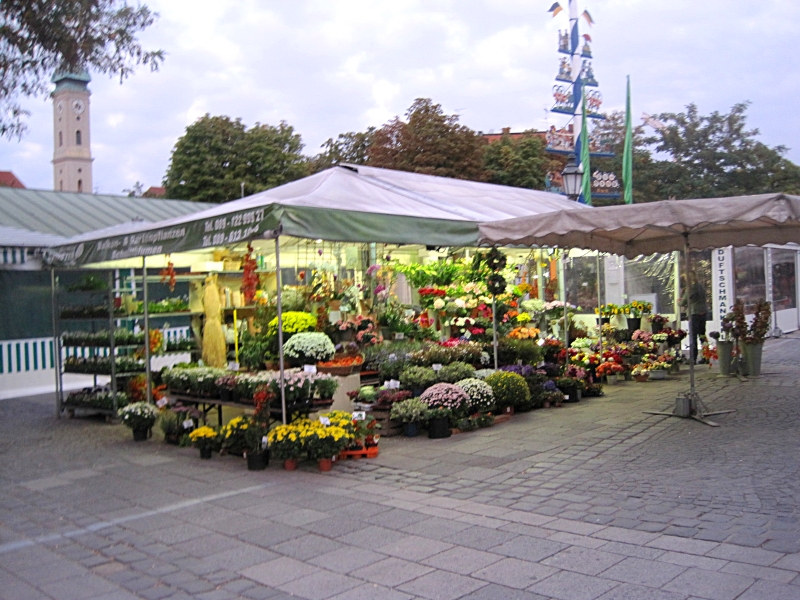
[{"x1": 547, "y1": 2, "x2": 619, "y2": 201}]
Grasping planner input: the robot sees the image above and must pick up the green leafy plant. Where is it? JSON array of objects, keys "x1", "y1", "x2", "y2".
[
  {"x1": 399, "y1": 366, "x2": 437, "y2": 391},
  {"x1": 484, "y1": 371, "x2": 530, "y2": 410},
  {"x1": 315, "y1": 375, "x2": 339, "y2": 399},
  {"x1": 437, "y1": 361, "x2": 476, "y2": 383},
  {"x1": 389, "y1": 397, "x2": 429, "y2": 423}
]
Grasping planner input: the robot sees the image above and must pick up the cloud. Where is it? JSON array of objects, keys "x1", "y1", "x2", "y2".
[{"x1": 0, "y1": 0, "x2": 797, "y2": 196}]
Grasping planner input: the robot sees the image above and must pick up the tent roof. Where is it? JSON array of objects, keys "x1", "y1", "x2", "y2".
[
  {"x1": 0, "y1": 225, "x2": 67, "y2": 248},
  {"x1": 50, "y1": 165, "x2": 587, "y2": 266},
  {"x1": 0, "y1": 187, "x2": 213, "y2": 238},
  {"x1": 478, "y1": 193, "x2": 800, "y2": 258}
]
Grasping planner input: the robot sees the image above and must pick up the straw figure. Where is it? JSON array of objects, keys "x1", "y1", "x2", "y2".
[{"x1": 202, "y1": 274, "x2": 227, "y2": 367}]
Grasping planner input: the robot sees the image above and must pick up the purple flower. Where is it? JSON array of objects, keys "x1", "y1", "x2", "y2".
[
  {"x1": 366, "y1": 264, "x2": 380, "y2": 277},
  {"x1": 374, "y1": 284, "x2": 386, "y2": 295}
]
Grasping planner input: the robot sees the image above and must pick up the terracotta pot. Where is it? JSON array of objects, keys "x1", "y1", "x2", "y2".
[
  {"x1": 318, "y1": 457, "x2": 333, "y2": 472},
  {"x1": 283, "y1": 458, "x2": 298, "y2": 471}
]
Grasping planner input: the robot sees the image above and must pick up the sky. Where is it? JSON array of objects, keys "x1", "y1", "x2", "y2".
[{"x1": 1, "y1": 0, "x2": 798, "y2": 196}]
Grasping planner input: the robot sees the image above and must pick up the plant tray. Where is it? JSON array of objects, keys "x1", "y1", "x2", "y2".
[
  {"x1": 493, "y1": 414, "x2": 512, "y2": 425},
  {"x1": 317, "y1": 365, "x2": 353, "y2": 376},
  {"x1": 339, "y1": 446, "x2": 379, "y2": 460}
]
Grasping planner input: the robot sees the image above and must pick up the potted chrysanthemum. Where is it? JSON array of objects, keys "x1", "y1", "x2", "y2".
[{"x1": 119, "y1": 402, "x2": 159, "y2": 441}]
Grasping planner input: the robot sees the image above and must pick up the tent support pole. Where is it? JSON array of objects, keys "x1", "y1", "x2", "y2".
[
  {"x1": 492, "y1": 296, "x2": 499, "y2": 370},
  {"x1": 644, "y1": 234, "x2": 735, "y2": 427},
  {"x1": 51, "y1": 268, "x2": 62, "y2": 418},
  {"x1": 560, "y1": 250, "x2": 569, "y2": 349},
  {"x1": 143, "y1": 257, "x2": 152, "y2": 403},
  {"x1": 596, "y1": 253, "x2": 602, "y2": 350},
  {"x1": 275, "y1": 236, "x2": 287, "y2": 425}
]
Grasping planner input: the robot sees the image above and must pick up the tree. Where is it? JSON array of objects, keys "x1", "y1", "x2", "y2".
[
  {"x1": 123, "y1": 181, "x2": 144, "y2": 197},
  {"x1": 368, "y1": 98, "x2": 486, "y2": 181},
  {"x1": 311, "y1": 128, "x2": 375, "y2": 172},
  {"x1": 483, "y1": 131, "x2": 548, "y2": 190},
  {"x1": 163, "y1": 114, "x2": 308, "y2": 203},
  {"x1": 0, "y1": 0, "x2": 164, "y2": 137},
  {"x1": 647, "y1": 102, "x2": 800, "y2": 199}
]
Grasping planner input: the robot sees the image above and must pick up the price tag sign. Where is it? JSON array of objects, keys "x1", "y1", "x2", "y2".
[
  {"x1": 353, "y1": 411, "x2": 366, "y2": 421},
  {"x1": 432, "y1": 363, "x2": 443, "y2": 372},
  {"x1": 156, "y1": 398, "x2": 168, "y2": 408},
  {"x1": 304, "y1": 364, "x2": 318, "y2": 373},
  {"x1": 517, "y1": 360, "x2": 523, "y2": 366},
  {"x1": 563, "y1": 395, "x2": 570, "y2": 401},
  {"x1": 386, "y1": 379, "x2": 400, "y2": 389},
  {"x1": 394, "y1": 332, "x2": 405, "y2": 340},
  {"x1": 261, "y1": 435, "x2": 268, "y2": 450},
  {"x1": 228, "y1": 361, "x2": 240, "y2": 371},
  {"x1": 319, "y1": 416, "x2": 331, "y2": 426},
  {"x1": 182, "y1": 419, "x2": 194, "y2": 430}
]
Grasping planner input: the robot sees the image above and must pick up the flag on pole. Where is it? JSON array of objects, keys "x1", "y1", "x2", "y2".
[
  {"x1": 582, "y1": 34, "x2": 592, "y2": 42},
  {"x1": 623, "y1": 75, "x2": 633, "y2": 204},
  {"x1": 582, "y1": 10, "x2": 595, "y2": 26},
  {"x1": 548, "y1": 2, "x2": 563, "y2": 17},
  {"x1": 580, "y1": 86, "x2": 592, "y2": 206}
]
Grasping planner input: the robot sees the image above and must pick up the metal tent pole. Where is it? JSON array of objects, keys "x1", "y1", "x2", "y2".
[
  {"x1": 51, "y1": 268, "x2": 62, "y2": 417},
  {"x1": 492, "y1": 296, "x2": 499, "y2": 370},
  {"x1": 142, "y1": 257, "x2": 152, "y2": 403},
  {"x1": 596, "y1": 253, "x2": 603, "y2": 350},
  {"x1": 275, "y1": 236, "x2": 287, "y2": 425}
]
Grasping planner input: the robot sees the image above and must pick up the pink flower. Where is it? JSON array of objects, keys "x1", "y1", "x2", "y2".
[{"x1": 366, "y1": 264, "x2": 380, "y2": 277}]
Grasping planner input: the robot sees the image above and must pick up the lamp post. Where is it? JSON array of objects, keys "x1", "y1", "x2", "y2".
[{"x1": 561, "y1": 158, "x2": 583, "y2": 201}]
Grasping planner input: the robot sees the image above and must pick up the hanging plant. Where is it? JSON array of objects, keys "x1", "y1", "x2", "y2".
[
  {"x1": 159, "y1": 259, "x2": 177, "y2": 292},
  {"x1": 241, "y1": 243, "x2": 259, "y2": 305},
  {"x1": 487, "y1": 273, "x2": 507, "y2": 296},
  {"x1": 485, "y1": 248, "x2": 507, "y2": 272}
]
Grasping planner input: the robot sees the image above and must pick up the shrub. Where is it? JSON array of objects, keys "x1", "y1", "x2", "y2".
[
  {"x1": 454, "y1": 378, "x2": 495, "y2": 413},
  {"x1": 484, "y1": 371, "x2": 530, "y2": 410},
  {"x1": 419, "y1": 383, "x2": 470, "y2": 413},
  {"x1": 267, "y1": 311, "x2": 316, "y2": 337},
  {"x1": 399, "y1": 366, "x2": 437, "y2": 391},
  {"x1": 283, "y1": 332, "x2": 336, "y2": 363},
  {"x1": 390, "y1": 397, "x2": 430, "y2": 423},
  {"x1": 437, "y1": 361, "x2": 476, "y2": 383}
]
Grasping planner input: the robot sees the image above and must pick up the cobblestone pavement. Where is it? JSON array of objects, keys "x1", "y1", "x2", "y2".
[{"x1": 1, "y1": 339, "x2": 800, "y2": 599}]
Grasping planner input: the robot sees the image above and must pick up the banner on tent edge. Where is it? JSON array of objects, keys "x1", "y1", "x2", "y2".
[{"x1": 45, "y1": 207, "x2": 280, "y2": 266}]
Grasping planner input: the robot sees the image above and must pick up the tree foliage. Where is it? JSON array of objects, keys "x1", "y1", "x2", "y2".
[
  {"x1": 368, "y1": 98, "x2": 486, "y2": 181},
  {"x1": 0, "y1": 0, "x2": 164, "y2": 137},
  {"x1": 163, "y1": 114, "x2": 308, "y2": 203},
  {"x1": 483, "y1": 132, "x2": 548, "y2": 190},
  {"x1": 592, "y1": 103, "x2": 800, "y2": 203},
  {"x1": 311, "y1": 128, "x2": 375, "y2": 172}
]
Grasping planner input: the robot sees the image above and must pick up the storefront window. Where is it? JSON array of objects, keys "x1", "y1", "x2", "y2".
[
  {"x1": 771, "y1": 249, "x2": 797, "y2": 310},
  {"x1": 624, "y1": 253, "x2": 676, "y2": 316},
  {"x1": 733, "y1": 247, "x2": 766, "y2": 314},
  {"x1": 565, "y1": 254, "x2": 603, "y2": 313}
]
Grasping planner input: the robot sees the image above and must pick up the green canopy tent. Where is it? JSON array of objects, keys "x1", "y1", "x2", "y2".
[{"x1": 48, "y1": 164, "x2": 589, "y2": 423}]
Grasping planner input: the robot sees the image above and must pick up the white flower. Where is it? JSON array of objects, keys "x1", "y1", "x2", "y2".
[
  {"x1": 433, "y1": 299, "x2": 445, "y2": 310},
  {"x1": 454, "y1": 298, "x2": 466, "y2": 309}
]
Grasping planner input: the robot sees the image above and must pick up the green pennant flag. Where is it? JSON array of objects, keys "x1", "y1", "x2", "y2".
[
  {"x1": 580, "y1": 86, "x2": 592, "y2": 206},
  {"x1": 623, "y1": 75, "x2": 633, "y2": 204}
]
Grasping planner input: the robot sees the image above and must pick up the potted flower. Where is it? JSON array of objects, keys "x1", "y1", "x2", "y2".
[
  {"x1": 283, "y1": 332, "x2": 336, "y2": 366},
  {"x1": 313, "y1": 375, "x2": 339, "y2": 409},
  {"x1": 425, "y1": 407, "x2": 453, "y2": 439},
  {"x1": 244, "y1": 419, "x2": 269, "y2": 471},
  {"x1": 631, "y1": 364, "x2": 650, "y2": 382},
  {"x1": 219, "y1": 416, "x2": 250, "y2": 456},
  {"x1": 399, "y1": 366, "x2": 437, "y2": 396},
  {"x1": 742, "y1": 299, "x2": 770, "y2": 377},
  {"x1": 159, "y1": 408, "x2": 182, "y2": 444},
  {"x1": 648, "y1": 313, "x2": 670, "y2": 334},
  {"x1": 648, "y1": 361, "x2": 670, "y2": 380},
  {"x1": 267, "y1": 424, "x2": 305, "y2": 470},
  {"x1": 484, "y1": 371, "x2": 530, "y2": 415},
  {"x1": 119, "y1": 401, "x2": 160, "y2": 441},
  {"x1": 390, "y1": 397, "x2": 430, "y2": 437},
  {"x1": 302, "y1": 424, "x2": 350, "y2": 471},
  {"x1": 189, "y1": 426, "x2": 218, "y2": 459},
  {"x1": 215, "y1": 374, "x2": 239, "y2": 403},
  {"x1": 454, "y1": 378, "x2": 496, "y2": 414},
  {"x1": 555, "y1": 377, "x2": 581, "y2": 403}
]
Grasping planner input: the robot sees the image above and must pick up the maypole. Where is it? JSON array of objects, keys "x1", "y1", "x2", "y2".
[{"x1": 547, "y1": 2, "x2": 619, "y2": 201}]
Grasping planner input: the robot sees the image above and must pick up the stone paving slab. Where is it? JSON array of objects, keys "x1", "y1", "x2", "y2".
[{"x1": 1, "y1": 338, "x2": 800, "y2": 598}]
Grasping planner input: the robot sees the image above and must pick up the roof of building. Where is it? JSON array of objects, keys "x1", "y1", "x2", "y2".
[
  {"x1": 0, "y1": 225, "x2": 66, "y2": 247},
  {"x1": 0, "y1": 171, "x2": 25, "y2": 189},
  {"x1": 0, "y1": 188, "x2": 213, "y2": 238},
  {"x1": 144, "y1": 186, "x2": 166, "y2": 198}
]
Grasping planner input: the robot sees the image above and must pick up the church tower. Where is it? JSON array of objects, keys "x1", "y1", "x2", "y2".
[{"x1": 52, "y1": 71, "x2": 93, "y2": 193}]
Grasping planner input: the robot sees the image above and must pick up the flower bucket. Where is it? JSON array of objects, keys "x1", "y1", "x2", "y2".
[
  {"x1": 626, "y1": 317, "x2": 641, "y2": 339},
  {"x1": 283, "y1": 458, "x2": 298, "y2": 471},
  {"x1": 246, "y1": 450, "x2": 269, "y2": 471},
  {"x1": 318, "y1": 457, "x2": 333, "y2": 472},
  {"x1": 403, "y1": 422, "x2": 419, "y2": 437},
  {"x1": 199, "y1": 447, "x2": 213, "y2": 459},
  {"x1": 743, "y1": 342, "x2": 763, "y2": 377},
  {"x1": 564, "y1": 389, "x2": 580, "y2": 403},
  {"x1": 132, "y1": 428, "x2": 149, "y2": 442},
  {"x1": 428, "y1": 416, "x2": 452, "y2": 439},
  {"x1": 605, "y1": 375, "x2": 618, "y2": 385},
  {"x1": 717, "y1": 341, "x2": 734, "y2": 376},
  {"x1": 650, "y1": 370, "x2": 667, "y2": 380}
]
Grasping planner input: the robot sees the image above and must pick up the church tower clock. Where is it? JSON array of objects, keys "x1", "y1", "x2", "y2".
[{"x1": 52, "y1": 71, "x2": 93, "y2": 193}]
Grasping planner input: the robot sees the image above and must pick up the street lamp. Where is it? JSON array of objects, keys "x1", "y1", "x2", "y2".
[{"x1": 561, "y1": 158, "x2": 583, "y2": 201}]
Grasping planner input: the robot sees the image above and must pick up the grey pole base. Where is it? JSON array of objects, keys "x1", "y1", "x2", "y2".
[{"x1": 644, "y1": 391, "x2": 736, "y2": 428}]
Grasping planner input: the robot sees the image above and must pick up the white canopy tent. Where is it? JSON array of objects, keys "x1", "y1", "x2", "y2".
[{"x1": 479, "y1": 192, "x2": 800, "y2": 425}]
